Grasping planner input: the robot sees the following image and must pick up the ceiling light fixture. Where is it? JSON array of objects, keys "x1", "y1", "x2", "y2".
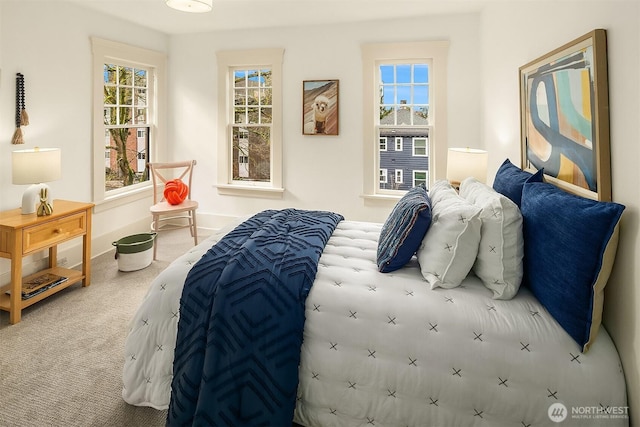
[{"x1": 165, "y1": 0, "x2": 212, "y2": 13}]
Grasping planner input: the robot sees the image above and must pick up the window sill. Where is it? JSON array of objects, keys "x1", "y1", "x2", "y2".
[
  {"x1": 93, "y1": 185, "x2": 152, "y2": 213},
  {"x1": 216, "y1": 184, "x2": 285, "y2": 199}
]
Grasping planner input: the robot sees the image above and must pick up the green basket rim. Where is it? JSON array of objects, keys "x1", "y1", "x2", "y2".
[{"x1": 112, "y1": 233, "x2": 156, "y2": 254}]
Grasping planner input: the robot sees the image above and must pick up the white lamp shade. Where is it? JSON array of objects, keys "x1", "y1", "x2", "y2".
[
  {"x1": 446, "y1": 147, "x2": 488, "y2": 185},
  {"x1": 12, "y1": 147, "x2": 62, "y2": 184},
  {"x1": 166, "y1": 0, "x2": 212, "y2": 12}
]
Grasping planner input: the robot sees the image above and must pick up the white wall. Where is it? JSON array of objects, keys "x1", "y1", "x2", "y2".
[
  {"x1": 480, "y1": 1, "x2": 640, "y2": 422},
  {"x1": 169, "y1": 13, "x2": 481, "y2": 225},
  {"x1": 0, "y1": 2, "x2": 168, "y2": 274}
]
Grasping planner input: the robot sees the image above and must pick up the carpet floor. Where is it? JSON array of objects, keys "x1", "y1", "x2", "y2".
[{"x1": 0, "y1": 229, "x2": 208, "y2": 427}]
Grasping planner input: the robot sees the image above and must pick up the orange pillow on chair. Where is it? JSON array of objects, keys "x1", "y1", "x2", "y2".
[{"x1": 164, "y1": 179, "x2": 189, "y2": 205}]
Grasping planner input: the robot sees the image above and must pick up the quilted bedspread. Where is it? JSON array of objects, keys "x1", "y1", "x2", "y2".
[
  {"x1": 166, "y1": 209, "x2": 343, "y2": 426},
  {"x1": 123, "y1": 220, "x2": 628, "y2": 427}
]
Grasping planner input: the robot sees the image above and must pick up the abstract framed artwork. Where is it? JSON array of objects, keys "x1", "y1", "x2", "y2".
[
  {"x1": 519, "y1": 29, "x2": 611, "y2": 201},
  {"x1": 302, "y1": 80, "x2": 339, "y2": 135}
]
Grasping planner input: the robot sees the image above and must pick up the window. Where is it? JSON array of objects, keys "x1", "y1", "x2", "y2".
[
  {"x1": 378, "y1": 63, "x2": 429, "y2": 191},
  {"x1": 91, "y1": 38, "x2": 166, "y2": 208},
  {"x1": 216, "y1": 49, "x2": 284, "y2": 197},
  {"x1": 395, "y1": 169, "x2": 403, "y2": 184},
  {"x1": 413, "y1": 137, "x2": 428, "y2": 157},
  {"x1": 237, "y1": 133, "x2": 250, "y2": 178},
  {"x1": 395, "y1": 137, "x2": 403, "y2": 151},
  {"x1": 380, "y1": 137, "x2": 388, "y2": 151},
  {"x1": 380, "y1": 169, "x2": 388, "y2": 184},
  {"x1": 103, "y1": 64, "x2": 150, "y2": 191},
  {"x1": 413, "y1": 170, "x2": 428, "y2": 187},
  {"x1": 362, "y1": 41, "x2": 448, "y2": 198},
  {"x1": 232, "y1": 68, "x2": 271, "y2": 182}
]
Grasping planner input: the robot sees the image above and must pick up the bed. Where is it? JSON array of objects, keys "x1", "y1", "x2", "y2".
[{"x1": 122, "y1": 160, "x2": 628, "y2": 426}]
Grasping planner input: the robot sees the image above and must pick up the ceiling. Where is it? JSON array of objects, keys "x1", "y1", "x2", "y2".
[{"x1": 64, "y1": 0, "x2": 487, "y2": 35}]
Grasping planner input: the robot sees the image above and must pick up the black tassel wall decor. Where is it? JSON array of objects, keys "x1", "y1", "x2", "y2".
[
  {"x1": 19, "y1": 73, "x2": 29, "y2": 126},
  {"x1": 11, "y1": 73, "x2": 28, "y2": 144}
]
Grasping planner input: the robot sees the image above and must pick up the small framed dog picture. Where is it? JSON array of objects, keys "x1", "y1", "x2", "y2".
[{"x1": 302, "y1": 79, "x2": 339, "y2": 135}]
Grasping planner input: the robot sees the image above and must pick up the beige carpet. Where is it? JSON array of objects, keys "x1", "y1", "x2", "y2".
[{"x1": 0, "y1": 229, "x2": 209, "y2": 427}]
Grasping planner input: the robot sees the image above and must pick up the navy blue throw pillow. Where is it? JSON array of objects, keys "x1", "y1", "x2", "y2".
[
  {"x1": 493, "y1": 159, "x2": 544, "y2": 207},
  {"x1": 377, "y1": 185, "x2": 432, "y2": 273},
  {"x1": 521, "y1": 182, "x2": 625, "y2": 352}
]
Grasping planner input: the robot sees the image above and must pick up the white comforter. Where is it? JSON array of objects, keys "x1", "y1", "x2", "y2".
[{"x1": 123, "y1": 220, "x2": 628, "y2": 426}]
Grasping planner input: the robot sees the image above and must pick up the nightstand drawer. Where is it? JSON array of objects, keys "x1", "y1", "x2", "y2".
[{"x1": 22, "y1": 212, "x2": 87, "y2": 255}]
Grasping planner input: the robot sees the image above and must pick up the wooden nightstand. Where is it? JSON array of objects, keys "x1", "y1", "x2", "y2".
[{"x1": 0, "y1": 200, "x2": 94, "y2": 324}]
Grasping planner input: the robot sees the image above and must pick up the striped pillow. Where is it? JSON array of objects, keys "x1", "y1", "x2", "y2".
[{"x1": 377, "y1": 185, "x2": 432, "y2": 273}]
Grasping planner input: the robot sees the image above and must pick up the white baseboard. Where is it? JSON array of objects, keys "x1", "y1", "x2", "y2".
[
  {"x1": 93, "y1": 217, "x2": 155, "y2": 258},
  {"x1": 196, "y1": 212, "x2": 241, "y2": 230}
]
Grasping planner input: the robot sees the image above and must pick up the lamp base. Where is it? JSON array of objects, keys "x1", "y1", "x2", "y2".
[{"x1": 21, "y1": 183, "x2": 52, "y2": 215}]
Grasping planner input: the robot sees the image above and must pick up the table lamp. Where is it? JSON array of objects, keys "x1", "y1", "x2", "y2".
[
  {"x1": 446, "y1": 147, "x2": 488, "y2": 190},
  {"x1": 12, "y1": 147, "x2": 62, "y2": 215}
]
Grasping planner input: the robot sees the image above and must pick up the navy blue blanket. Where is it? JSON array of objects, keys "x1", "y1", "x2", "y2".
[{"x1": 167, "y1": 209, "x2": 343, "y2": 426}]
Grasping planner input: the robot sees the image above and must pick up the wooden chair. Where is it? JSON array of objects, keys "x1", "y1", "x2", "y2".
[{"x1": 148, "y1": 160, "x2": 198, "y2": 260}]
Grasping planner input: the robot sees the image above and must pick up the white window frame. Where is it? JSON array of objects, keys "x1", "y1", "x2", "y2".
[
  {"x1": 379, "y1": 137, "x2": 388, "y2": 151},
  {"x1": 362, "y1": 41, "x2": 448, "y2": 200},
  {"x1": 91, "y1": 37, "x2": 167, "y2": 211},
  {"x1": 395, "y1": 169, "x2": 403, "y2": 184},
  {"x1": 215, "y1": 48, "x2": 284, "y2": 197}
]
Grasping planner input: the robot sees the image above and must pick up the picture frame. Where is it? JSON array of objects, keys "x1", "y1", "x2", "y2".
[
  {"x1": 302, "y1": 80, "x2": 339, "y2": 135},
  {"x1": 519, "y1": 29, "x2": 611, "y2": 201}
]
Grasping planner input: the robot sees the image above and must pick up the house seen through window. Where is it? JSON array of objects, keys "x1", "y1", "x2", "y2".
[
  {"x1": 362, "y1": 41, "x2": 447, "y2": 199},
  {"x1": 378, "y1": 63, "x2": 430, "y2": 191}
]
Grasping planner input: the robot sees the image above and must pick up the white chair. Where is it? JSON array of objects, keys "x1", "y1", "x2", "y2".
[{"x1": 148, "y1": 160, "x2": 198, "y2": 260}]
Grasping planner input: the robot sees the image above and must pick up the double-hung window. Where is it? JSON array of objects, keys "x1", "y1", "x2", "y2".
[
  {"x1": 379, "y1": 62, "x2": 429, "y2": 191},
  {"x1": 91, "y1": 37, "x2": 166, "y2": 208},
  {"x1": 103, "y1": 64, "x2": 150, "y2": 189},
  {"x1": 362, "y1": 41, "x2": 449, "y2": 197},
  {"x1": 216, "y1": 49, "x2": 284, "y2": 197},
  {"x1": 232, "y1": 68, "x2": 272, "y2": 182}
]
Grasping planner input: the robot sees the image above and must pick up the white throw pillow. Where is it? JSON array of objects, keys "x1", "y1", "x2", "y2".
[
  {"x1": 459, "y1": 177, "x2": 524, "y2": 299},
  {"x1": 417, "y1": 180, "x2": 482, "y2": 289}
]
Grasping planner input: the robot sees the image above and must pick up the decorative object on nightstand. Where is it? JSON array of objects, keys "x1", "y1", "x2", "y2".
[
  {"x1": 37, "y1": 188, "x2": 53, "y2": 217},
  {"x1": 446, "y1": 147, "x2": 488, "y2": 190},
  {"x1": 165, "y1": 0, "x2": 212, "y2": 13},
  {"x1": 11, "y1": 147, "x2": 61, "y2": 215}
]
